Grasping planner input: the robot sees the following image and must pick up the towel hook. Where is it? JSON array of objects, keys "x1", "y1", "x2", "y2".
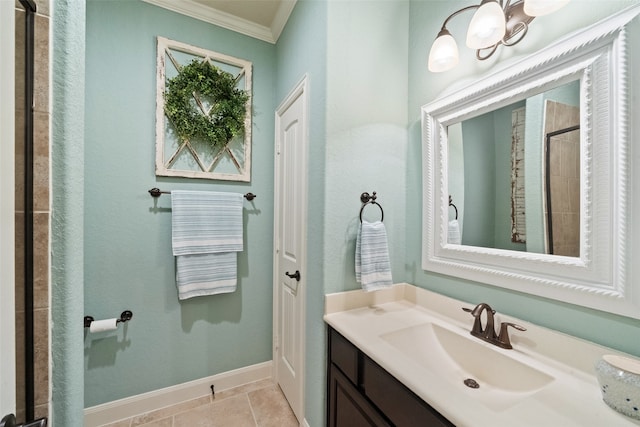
[{"x1": 359, "y1": 192, "x2": 384, "y2": 223}]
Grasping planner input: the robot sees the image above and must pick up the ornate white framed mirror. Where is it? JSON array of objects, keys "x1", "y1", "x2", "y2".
[{"x1": 421, "y1": 6, "x2": 640, "y2": 318}]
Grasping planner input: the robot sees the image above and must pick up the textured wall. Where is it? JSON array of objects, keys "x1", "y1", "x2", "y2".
[
  {"x1": 51, "y1": 0, "x2": 86, "y2": 424},
  {"x1": 324, "y1": 0, "x2": 409, "y2": 294}
]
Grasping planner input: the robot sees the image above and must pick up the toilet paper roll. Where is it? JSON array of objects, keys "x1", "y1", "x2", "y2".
[{"x1": 89, "y1": 318, "x2": 118, "y2": 333}]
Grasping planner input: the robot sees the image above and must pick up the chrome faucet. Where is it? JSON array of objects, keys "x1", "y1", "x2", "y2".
[{"x1": 462, "y1": 303, "x2": 526, "y2": 349}]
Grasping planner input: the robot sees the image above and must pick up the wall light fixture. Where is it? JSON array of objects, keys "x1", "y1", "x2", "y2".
[{"x1": 428, "y1": 0, "x2": 570, "y2": 72}]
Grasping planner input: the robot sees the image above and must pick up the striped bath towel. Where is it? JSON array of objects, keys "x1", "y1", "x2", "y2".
[
  {"x1": 171, "y1": 190, "x2": 243, "y2": 300},
  {"x1": 448, "y1": 219, "x2": 461, "y2": 244},
  {"x1": 355, "y1": 220, "x2": 393, "y2": 292}
]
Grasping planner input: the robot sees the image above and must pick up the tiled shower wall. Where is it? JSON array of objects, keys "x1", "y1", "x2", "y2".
[
  {"x1": 15, "y1": 0, "x2": 51, "y2": 421},
  {"x1": 544, "y1": 100, "x2": 580, "y2": 257}
]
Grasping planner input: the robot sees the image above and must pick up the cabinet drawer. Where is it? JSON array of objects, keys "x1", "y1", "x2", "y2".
[
  {"x1": 362, "y1": 355, "x2": 455, "y2": 427},
  {"x1": 329, "y1": 328, "x2": 359, "y2": 385}
]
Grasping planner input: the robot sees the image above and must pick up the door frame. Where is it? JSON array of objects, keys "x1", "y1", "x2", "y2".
[
  {"x1": 273, "y1": 74, "x2": 309, "y2": 422},
  {"x1": 0, "y1": 0, "x2": 17, "y2": 417}
]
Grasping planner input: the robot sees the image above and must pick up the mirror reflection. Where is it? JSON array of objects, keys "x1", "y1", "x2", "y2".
[{"x1": 447, "y1": 80, "x2": 580, "y2": 255}]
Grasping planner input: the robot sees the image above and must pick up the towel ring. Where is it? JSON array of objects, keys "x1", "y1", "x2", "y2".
[
  {"x1": 360, "y1": 202, "x2": 384, "y2": 223},
  {"x1": 359, "y1": 192, "x2": 384, "y2": 223},
  {"x1": 449, "y1": 195, "x2": 458, "y2": 220}
]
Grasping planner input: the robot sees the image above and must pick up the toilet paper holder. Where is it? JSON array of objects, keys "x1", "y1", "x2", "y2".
[{"x1": 84, "y1": 310, "x2": 133, "y2": 328}]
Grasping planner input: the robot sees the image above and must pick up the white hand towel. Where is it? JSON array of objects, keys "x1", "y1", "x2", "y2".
[
  {"x1": 448, "y1": 219, "x2": 461, "y2": 244},
  {"x1": 171, "y1": 191, "x2": 243, "y2": 300},
  {"x1": 355, "y1": 220, "x2": 393, "y2": 292}
]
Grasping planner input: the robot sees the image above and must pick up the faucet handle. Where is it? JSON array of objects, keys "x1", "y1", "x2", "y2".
[
  {"x1": 462, "y1": 307, "x2": 483, "y2": 335},
  {"x1": 462, "y1": 306, "x2": 496, "y2": 315},
  {"x1": 496, "y1": 322, "x2": 527, "y2": 349}
]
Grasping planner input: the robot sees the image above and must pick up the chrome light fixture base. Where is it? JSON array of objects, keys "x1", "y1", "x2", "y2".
[
  {"x1": 428, "y1": 0, "x2": 569, "y2": 72},
  {"x1": 477, "y1": 1, "x2": 535, "y2": 60}
]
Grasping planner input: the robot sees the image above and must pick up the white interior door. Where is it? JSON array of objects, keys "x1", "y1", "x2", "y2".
[
  {"x1": 0, "y1": 1, "x2": 17, "y2": 419},
  {"x1": 273, "y1": 76, "x2": 308, "y2": 423}
]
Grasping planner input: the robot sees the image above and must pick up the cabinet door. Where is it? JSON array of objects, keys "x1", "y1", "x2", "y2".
[
  {"x1": 362, "y1": 356, "x2": 455, "y2": 427},
  {"x1": 328, "y1": 364, "x2": 391, "y2": 427},
  {"x1": 329, "y1": 328, "x2": 359, "y2": 384}
]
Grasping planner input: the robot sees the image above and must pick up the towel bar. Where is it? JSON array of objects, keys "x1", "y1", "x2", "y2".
[{"x1": 148, "y1": 188, "x2": 256, "y2": 201}]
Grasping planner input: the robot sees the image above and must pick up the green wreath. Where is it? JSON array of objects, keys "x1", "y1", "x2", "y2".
[{"x1": 164, "y1": 59, "x2": 249, "y2": 149}]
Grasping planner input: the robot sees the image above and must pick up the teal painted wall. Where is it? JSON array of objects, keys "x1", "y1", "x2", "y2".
[
  {"x1": 84, "y1": 0, "x2": 276, "y2": 406},
  {"x1": 461, "y1": 113, "x2": 496, "y2": 247},
  {"x1": 275, "y1": 1, "x2": 328, "y2": 426},
  {"x1": 325, "y1": 0, "x2": 408, "y2": 295},
  {"x1": 460, "y1": 101, "x2": 526, "y2": 250},
  {"x1": 52, "y1": 0, "x2": 86, "y2": 424},
  {"x1": 447, "y1": 123, "x2": 464, "y2": 228},
  {"x1": 408, "y1": 0, "x2": 640, "y2": 359}
]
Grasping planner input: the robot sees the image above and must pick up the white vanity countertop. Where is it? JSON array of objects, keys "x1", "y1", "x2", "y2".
[{"x1": 324, "y1": 283, "x2": 640, "y2": 427}]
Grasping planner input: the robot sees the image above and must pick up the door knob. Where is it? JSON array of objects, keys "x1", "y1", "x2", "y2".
[{"x1": 285, "y1": 270, "x2": 301, "y2": 281}]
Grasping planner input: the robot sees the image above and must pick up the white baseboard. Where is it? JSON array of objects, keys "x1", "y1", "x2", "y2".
[{"x1": 84, "y1": 361, "x2": 273, "y2": 426}]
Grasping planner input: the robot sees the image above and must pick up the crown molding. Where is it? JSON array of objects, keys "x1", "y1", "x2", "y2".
[
  {"x1": 142, "y1": 0, "x2": 296, "y2": 44},
  {"x1": 271, "y1": 1, "x2": 297, "y2": 41}
]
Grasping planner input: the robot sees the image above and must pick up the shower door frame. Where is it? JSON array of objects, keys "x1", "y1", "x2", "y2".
[{"x1": 2, "y1": 0, "x2": 43, "y2": 424}]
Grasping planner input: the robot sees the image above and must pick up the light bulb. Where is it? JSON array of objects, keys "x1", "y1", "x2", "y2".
[
  {"x1": 524, "y1": 0, "x2": 571, "y2": 17},
  {"x1": 428, "y1": 29, "x2": 459, "y2": 72},
  {"x1": 466, "y1": 0, "x2": 506, "y2": 49}
]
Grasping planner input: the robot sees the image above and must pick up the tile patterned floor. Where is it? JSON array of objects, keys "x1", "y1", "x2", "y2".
[{"x1": 101, "y1": 379, "x2": 299, "y2": 427}]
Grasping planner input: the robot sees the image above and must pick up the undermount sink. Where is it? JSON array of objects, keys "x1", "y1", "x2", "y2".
[{"x1": 380, "y1": 322, "x2": 555, "y2": 411}]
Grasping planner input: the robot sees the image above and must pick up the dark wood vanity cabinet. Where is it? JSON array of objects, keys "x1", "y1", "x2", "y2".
[
  {"x1": 327, "y1": 327, "x2": 456, "y2": 427},
  {"x1": 328, "y1": 364, "x2": 391, "y2": 427}
]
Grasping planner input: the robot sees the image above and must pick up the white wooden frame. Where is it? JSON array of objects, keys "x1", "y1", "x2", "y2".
[
  {"x1": 155, "y1": 37, "x2": 252, "y2": 181},
  {"x1": 422, "y1": 6, "x2": 640, "y2": 318},
  {"x1": 0, "y1": 1, "x2": 16, "y2": 416}
]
